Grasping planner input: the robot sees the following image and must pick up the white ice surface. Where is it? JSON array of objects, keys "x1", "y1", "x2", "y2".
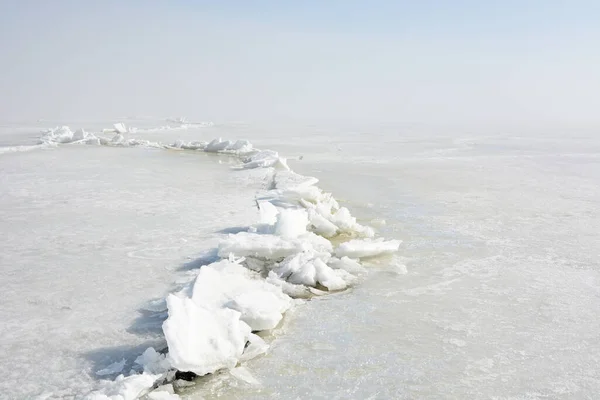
[
  {"x1": 8, "y1": 119, "x2": 597, "y2": 399},
  {"x1": 193, "y1": 125, "x2": 600, "y2": 400},
  {"x1": 0, "y1": 119, "x2": 395, "y2": 399},
  {"x1": 0, "y1": 134, "x2": 268, "y2": 398}
]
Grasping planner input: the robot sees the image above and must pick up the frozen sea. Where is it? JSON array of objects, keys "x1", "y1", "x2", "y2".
[{"x1": 1, "y1": 118, "x2": 599, "y2": 399}]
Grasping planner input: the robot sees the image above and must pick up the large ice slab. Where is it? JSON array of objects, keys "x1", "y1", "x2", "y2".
[
  {"x1": 218, "y1": 232, "x2": 305, "y2": 259},
  {"x1": 163, "y1": 295, "x2": 251, "y2": 376},
  {"x1": 190, "y1": 260, "x2": 292, "y2": 331},
  {"x1": 335, "y1": 238, "x2": 402, "y2": 258}
]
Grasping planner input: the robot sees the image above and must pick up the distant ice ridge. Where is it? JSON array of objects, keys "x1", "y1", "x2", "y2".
[
  {"x1": 0, "y1": 120, "x2": 216, "y2": 155},
  {"x1": 38, "y1": 124, "x2": 196, "y2": 149},
  {"x1": 37, "y1": 125, "x2": 289, "y2": 171},
  {"x1": 39, "y1": 125, "x2": 161, "y2": 148},
  {"x1": 38, "y1": 118, "x2": 213, "y2": 145},
  {"x1": 40, "y1": 123, "x2": 401, "y2": 399}
]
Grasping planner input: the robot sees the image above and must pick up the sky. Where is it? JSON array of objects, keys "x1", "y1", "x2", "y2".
[{"x1": 0, "y1": 0, "x2": 599, "y2": 132}]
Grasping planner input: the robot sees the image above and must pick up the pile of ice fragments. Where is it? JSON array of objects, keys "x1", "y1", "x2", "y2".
[{"x1": 41, "y1": 126, "x2": 401, "y2": 399}]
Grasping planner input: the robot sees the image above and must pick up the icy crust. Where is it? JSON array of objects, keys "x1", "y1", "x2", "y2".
[{"x1": 47, "y1": 124, "x2": 401, "y2": 399}]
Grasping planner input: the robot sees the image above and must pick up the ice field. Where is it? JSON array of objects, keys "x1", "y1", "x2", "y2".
[
  {"x1": 0, "y1": 124, "x2": 268, "y2": 398},
  {"x1": 1, "y1": 119, "x2": 599, "y2": 399}
]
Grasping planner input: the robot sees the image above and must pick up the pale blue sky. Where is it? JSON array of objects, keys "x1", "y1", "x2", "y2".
[{"x1": 0, "y1": 1, "x2": 598, "y2": 131}]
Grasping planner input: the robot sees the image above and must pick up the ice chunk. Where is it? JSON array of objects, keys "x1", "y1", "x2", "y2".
[
  {"x1": 162, "y1": 295, "x2": 250, "y2": 376},
  {"x1": 148, "y1": 388, "x2": 181, "y2": 400},
  {"x1": 288, "y1": 262, "x2": 317, "y2": 287},
  {"x1": 243, "y1": 257, "x2": 268, "y2": 273},
  {"x1": 226, "y1": 291, "x2": 288, "y2": 331},
  {"x1": 274, "y1": 209, "x2": 308, "y2": 238},
  {"x1": 230, "y1": 366, "x2": 260, "y2": 385},
  {"x1": 205, "y1": 138, "x2": 233, "y2": 152},
  {"x1": 313, "y1": 198, "x2": 337, "y2": 218},
  {"x1": 300, "y1": 231, "x2": 334, "y2": 254},
  {"x1": 273, "y1": 251, "x2": 353, "y2": 291},
  {"x1": 328, "y1": 256, "x2": 366, "y2": 275},
  {"x1": 266, "y1": 271, "x2": 312, "y2": 298},
  {"x1": 226, "y1": 139, "x2": 253, "y2": 154},
  {"x1": 72, "y1": 128, "x2": 89, "y2": 141},
  {"x1": 274, "y1": 252, "x2": 315, "y2": 287},
  {"x1": 239, "y1": 150, "x2": 289, "y2": 170},
  {"x1": 170, "y1": 138, "x2": 252, "y2": 154},
  {"x1": 162, "y1": 260, "x2": 290, "y2": 376},
  {"x1": 307, "y1": 209, "x2": 339, "y2": 237},
  {"x1": 111, "y1": 134, "x2": 125, "y2": 144},
  {"x1": 113, "y1": 123, "x2": 128, "y2": 134},
  {"x1": 41, "y1": 126, "x2": 74, "y2": 144},
  {"x1": 218, "y1": 232, "x2": 304, "y2": 260},
  {"x1": 273, "y1": 170, "x2": 319, "y2": 191},
  {"x1": 140, "y1": 298, "x2": 168, "y2": 313},
  {"x1": 258, "y1": 201, "x2": 279, "y2": 225},
  {"x1": 203, "y1": 138, "x2": 253, "y2": 153},
  {"x1": 335, "y1": 238, "x2": 401, "y2": 259},
  {"x1": 330, "y1": 207, "x2": 357, "y2": 231},
  {"x1": 134, "y1": 347, "x2": 171, "y2": 375},
  {"x1": 240, "y1": 333, "x2": 270, "y2": 362},
  {"x1": 171, "y1": 140, "x2": 207, "y2": 150},
  {"x1": 275, "y1": 251, "x2": 314, "y2": 281},
  {"x1": 96, "y1": 359, "x2": 126, "y2": 376},
  {"x1": 192, "y1": 260, "x2": 291, "y2": 330},
  {"x1": 190, "y1": 260, "x2": 291, "y2": 331},
  {"x1": 353, "y1": 224, "x2": 376, "y2": 238},
  {"x1": 281, "y1": 186, "x2": 323, "y2": 203},
  {"x1": 313, "y1": 258, "x2": 349, "y2": 291},
  {"x1": 304, "y1": 199, "x2": 375, "y2": 238},
  {"x1": 85, "y1": 136, "x2": 101, "y2": 145},
  {"x1": 84, "y1": 373, "x2": 160, "y2": 400}
]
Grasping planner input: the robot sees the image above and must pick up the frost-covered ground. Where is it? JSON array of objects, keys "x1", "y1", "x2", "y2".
[{"x1": 1, "y1": 119, "x2": 599, "y2": 399}]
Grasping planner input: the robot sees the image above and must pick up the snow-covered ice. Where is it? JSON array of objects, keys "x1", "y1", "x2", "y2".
[
  {"x1": 0, "y1": 119, "x2": 398, "y2": 399},
  {"x1": 200, "y1": 124, "x2": 600, "y2": 400},
  {"x1": 0, "y1": 124, "x2": 283, "y2": 398},
  {"x1": 2, "y1": 118, "x2": 599, "y2": 399}
]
